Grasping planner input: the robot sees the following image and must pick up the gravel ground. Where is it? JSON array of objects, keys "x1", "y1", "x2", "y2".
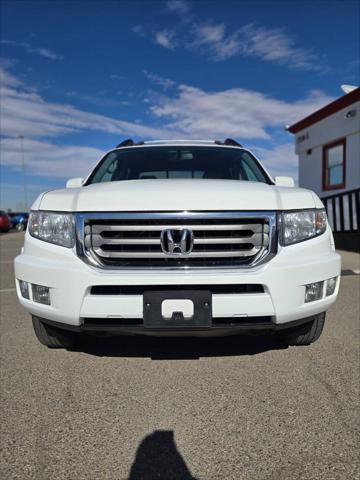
[{"x1": 0, "y1": 232, "x2": 359, "y2": 480}]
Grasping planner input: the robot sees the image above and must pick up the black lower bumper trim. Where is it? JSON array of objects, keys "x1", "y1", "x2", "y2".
[{"x1": 34, "y1": 315, "x2": 323, "y2": 335}]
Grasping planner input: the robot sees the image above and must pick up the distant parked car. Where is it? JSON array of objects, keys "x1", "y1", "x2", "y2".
[
  {"x1": 0, "y1": 211, "x2": 11, "y2": 232},
  {"x1": 9, "y1": 212, "x2": 29, "y2": 231}
]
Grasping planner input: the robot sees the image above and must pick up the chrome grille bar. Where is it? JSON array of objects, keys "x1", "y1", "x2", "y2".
[
  {"x1": 87, "y1": 233, "x2": 267, "y2": 248},
  {"x1": 195, "y1": 234, "x2": 267, "y2": 245},
  {"x1": 92, "y1": 247, "x2": 261, "y2": 258},
  {"x1": 75, "y1": 211, "x2": 277, "y2": 269},
  {"x1": 88, "y1": 223, "x2": 265, "y2": 233}
]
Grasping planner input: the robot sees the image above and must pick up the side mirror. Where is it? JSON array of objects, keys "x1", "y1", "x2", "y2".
[
  {"x1": 274, "y1": 176, "x2": 295, "y2": 187},
  {"x1": 66, "y1": 177, "x2": 84, "y2": 188}
]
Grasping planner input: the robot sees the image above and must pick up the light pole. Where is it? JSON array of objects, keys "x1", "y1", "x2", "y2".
[{"x1": 18, "y1": 135, "x2": 28, "y2": 211}]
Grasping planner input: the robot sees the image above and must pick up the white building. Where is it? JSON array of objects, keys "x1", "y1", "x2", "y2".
[{"x1": 288, "y1": 87, "x2": 360, "y2": 251}]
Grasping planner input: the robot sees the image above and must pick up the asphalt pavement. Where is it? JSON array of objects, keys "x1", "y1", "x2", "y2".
[{"x1": 0, "y1": 232, "x2": 359, "y2": 480}]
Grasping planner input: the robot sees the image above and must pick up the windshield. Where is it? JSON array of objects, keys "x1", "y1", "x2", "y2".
[{"x1": 86, "y1": 146, "x2": 271, "y2": 185}]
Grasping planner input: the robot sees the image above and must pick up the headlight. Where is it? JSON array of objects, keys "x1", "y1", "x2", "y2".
[
  {"x1": 29, "y1": 211, "x2": 75, "y2": 248},
  {"x1": 280, "y1": 209, "x2": 327, "y2": 246}
]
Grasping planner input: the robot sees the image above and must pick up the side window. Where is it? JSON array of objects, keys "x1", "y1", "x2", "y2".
[
  {"x1": 240, "y1": 152, "x2": 266, "y2": 182},
  {"x1": 90, "y1": 152, "x2": 119, "y2": 183},
  {"x1": 100, "y1": 159, "x2": 118, "y2": 182},
  {"x1": 323, "y1": 139, "x2": 346, "y2": 190},
  {"x1": 241, "y1": 161, "x2": 259, "y2": 181}
]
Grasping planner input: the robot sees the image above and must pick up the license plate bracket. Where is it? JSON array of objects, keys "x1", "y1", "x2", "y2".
[{"x1": 143, "y1": 290, "x2": 212, "y2": 329}]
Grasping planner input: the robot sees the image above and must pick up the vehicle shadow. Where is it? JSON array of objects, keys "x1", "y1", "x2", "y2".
[
  {"x1": 72, "y1": 334, "x2": 287, "y2": 359},
  {"x1": 341, "y1": 269, "x2": 360, "y2": 276},
  {"x1": 128, "y1": 430, "x2": 198, "y2": 480}
]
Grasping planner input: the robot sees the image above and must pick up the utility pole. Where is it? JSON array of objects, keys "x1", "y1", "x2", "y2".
[{"x1": 18, "y1": 135, "x2": 28, "y2": 211}]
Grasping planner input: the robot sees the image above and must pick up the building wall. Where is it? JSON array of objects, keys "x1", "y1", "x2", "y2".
[{"x1": 295, "y1": 100, "x2": 360, "y2": 197}]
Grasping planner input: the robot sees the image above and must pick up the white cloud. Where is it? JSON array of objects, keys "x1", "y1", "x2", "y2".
[
  {"x1": 131, "y1": 25, "x2": 146, "y2": 36},
  {"x1": 155, "y1": 30, "x2": 176, "y2": 49},
  {"x1": 0, "y1": 40, "x2": 62, "y2": 60},
  {"x1": 132, "y1": 23, "x2": 178, "y2": 51},
  {"x1": 191, "y1": 23, "x2": 226, "y2": 45},
  {"x1": 253, "y1": 143, "x2": 298, "y2": 180},
  {"x1": 189, "y1": 22, "x2": 324, "y2": 69},
  {"x1": 143, "y1": 70, "x2": 177, "y2": 89},
  {"x1": 190, "y1": 22, "x2": 243, "y2": 60},
  {"x1": 238, "y1": 24, "x2": 321, "y2": 70},
  {"x1": 0, "y1": 137, "x2": 104, "y2": 178},
  {"x1": 0, "y1": 65, "x2": 22, "y2": 88},
  {"x1": 110, "y1": 74, "x2": 124, "y2": 80},
  {"x1": 132, "y1": 4, "x2": 326, "y2": 71},
  {"x1": 0, "y1": 67, "x2": 172, "y2": 139},
  {"x1": 150, "y1": 84, "x2": 333, "y2": 139},
  {"x1": 0, "y1": 64, "x2": 333, "y2": 182},
  {"x1": 166, "y1": 0, "x2": 190, "y2": 14},
  {"x1": 0, "y1": 65, "x2": 174, "y2": 179}
]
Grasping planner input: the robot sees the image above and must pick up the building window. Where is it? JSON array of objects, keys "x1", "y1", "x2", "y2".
[{"x1": 323, "y1": 139, "x2": 346, "y2": 190}]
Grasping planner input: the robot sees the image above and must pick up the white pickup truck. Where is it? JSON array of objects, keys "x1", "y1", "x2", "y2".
[{"x1": 15, "y1": 139, "x2": 341, "y2": 348}]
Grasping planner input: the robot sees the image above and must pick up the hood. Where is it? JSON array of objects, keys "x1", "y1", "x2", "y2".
[{"x1": 37, "y1": 179, "x2": 320, "y2": 212}]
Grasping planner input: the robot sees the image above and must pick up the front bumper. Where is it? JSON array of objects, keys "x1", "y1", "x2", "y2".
[
  {"x1": 14, "y1": 230, "x2": 341, "y2": 334},
  {"x1": 34, "y1": 314, "x2": 323, "y2": 337}
]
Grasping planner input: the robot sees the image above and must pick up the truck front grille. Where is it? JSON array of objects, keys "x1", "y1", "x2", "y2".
[{"x1": 76, "y1": 211, "x2": 276, "y2": 269}]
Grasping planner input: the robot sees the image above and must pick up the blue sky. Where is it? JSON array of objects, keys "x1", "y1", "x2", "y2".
[{"x1": 0, "y1": 0, "x2": 359, "y2": 210}]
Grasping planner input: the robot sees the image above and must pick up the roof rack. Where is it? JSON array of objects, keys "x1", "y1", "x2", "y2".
[
  {"x1": 223, "y1": 138, "x2": 243, "y2": 147},
  {"x1": 143, "y1": 139, "x2": 218, "y2": 145},
  {"x1": 115, "y1": 138, "x2": 243, "y2": 148},
  {"x1": 116, "y1": 139, "x2": 135, "y2": 148}
]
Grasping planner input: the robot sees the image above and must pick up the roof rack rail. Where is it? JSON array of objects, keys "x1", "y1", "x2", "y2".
[
  {"x1": 143, "y1": 139, "x2": 218, "y2": 145},
  {"x1": 116, "y1": 139, "x2": 135, "y2": 148},
  {"x1": 115, "y1": 138, "x2": 243, "y2": 148},
  {"x1": 223, "y1": 138, "x2": 243, "y2": 147}
]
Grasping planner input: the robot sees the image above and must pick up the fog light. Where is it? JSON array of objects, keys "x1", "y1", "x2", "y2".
[
  {"x1": 326, "y1": 277, "x2": 337, "y2": 296},
  {"x1": 32, "y1": 284, "x2": 51, "y2": 305},
  {"x1": 305, "y1": 281, "x2": 323, "y2": 303},
  {"x1": 19, "y1": 280, "x2": 30, "y2": 299}
]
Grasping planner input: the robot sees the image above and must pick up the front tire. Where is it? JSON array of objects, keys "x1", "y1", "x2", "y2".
[
  {"x1": 282, "y1": 313, "x2": 326, "y2": 346},
  {"x1": 32, "y1": 316, "x2": 79, "y2": 349}
]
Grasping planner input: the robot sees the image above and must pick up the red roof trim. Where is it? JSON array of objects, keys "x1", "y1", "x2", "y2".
[{"x1": 288, "y1": 87, "x2": 360, "y2": 134}]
